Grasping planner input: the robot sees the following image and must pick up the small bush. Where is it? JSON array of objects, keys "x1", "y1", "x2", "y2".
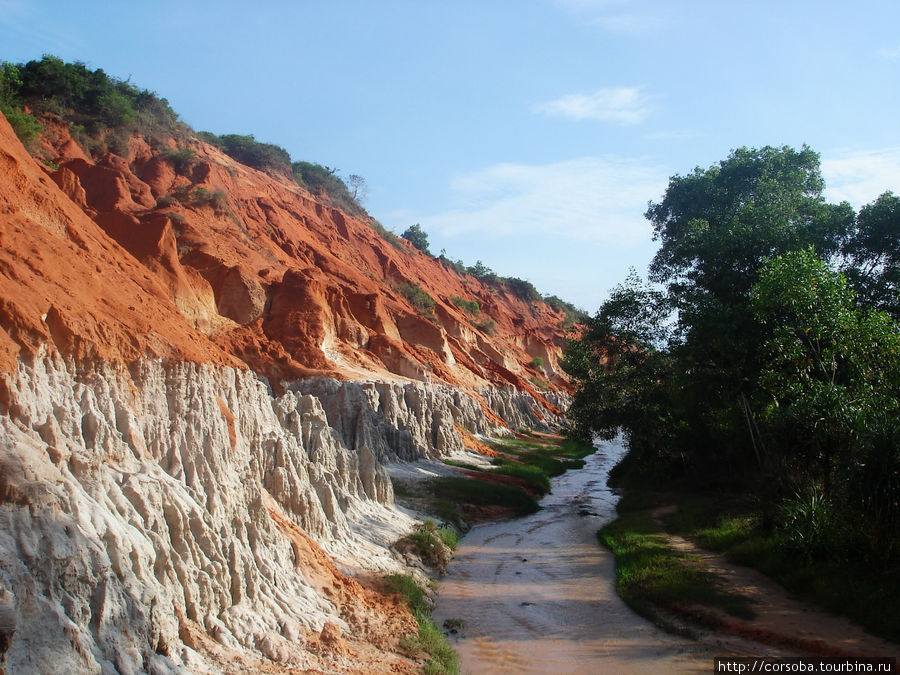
[
  {"x1": 370, "y1": 220, "x2": 402, "y2": 247},
  {"x1": 504, "y1": 277, "x2": 541, "y2": 303},
  {"x1": 398, "y1": 520, "x2": 454, "y2": 570},
  {"x1": 467, "y1": 260, "x2": 498, "y2": 283},
  {"x1": 451, "y1": 296, "x2": 479, "y2": 315},
  {"x1": 209, "y1": 133, "x2": 291, "y2": 173},
  {"x1": 474, "y1": 318, "x2": 496, "y2": 334},
  {"x1": 777, "y1": 489, "x2": 838, "y2": 562},
  {"x1": 163, "y1": 145, "x2": 196, "y2": 173},
  {"x1": 1, "y1": 104, "x2": 42, "y2": 149},
  {"x1": 529, "y1": 356, "x2": 544, "y2": 370},
  {"x1": 395, "y1": 282, "x2": 436, "y2": 317},
  {"x1": 190, "y1": 187, "x2": 227, "y2": 212},
  {"x1": 529, "y1": 376, "x2": 551, "y2": 392},
  {"x1": 292, "y1": 160, "x2": 365, "y2": 215},
  {"x1": 438, "y1": 253, "x2": 467, "y2": 275}
]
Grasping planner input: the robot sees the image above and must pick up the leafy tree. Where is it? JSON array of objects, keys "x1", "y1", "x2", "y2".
[
  {"x1": 644, "y1": 146, "x2": 854, "y2": 463},
  {"x1": 466, "y1": 260, "x2": 497, "y2": 281},
  {"x1": 752, "y1": 248, "x2": 900, "y2": 559},
  {"x1": 401, "y1": 224, "x2": 432, "y2": 255},
  {"x1": 566, "y1": 143, "x2": 899, "y2": 564},
  {"x1": 0, "y1": 61, "x2": 41, "y2": 147},
  {"x1": 3, "y1": 56, "x2": 183, "y2": 154},
  {"x1": 842, "y1": 191, "x2": 900, "y2": 318}
]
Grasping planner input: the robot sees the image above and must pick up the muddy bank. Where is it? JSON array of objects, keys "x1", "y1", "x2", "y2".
[{"x1": 432, "y1": 439, "x2": 711, "y2": 674}]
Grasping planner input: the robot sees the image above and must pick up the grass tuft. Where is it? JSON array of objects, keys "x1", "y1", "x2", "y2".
[{"x1": 385, "y1": 574, "x2": 459, "y2": 674}]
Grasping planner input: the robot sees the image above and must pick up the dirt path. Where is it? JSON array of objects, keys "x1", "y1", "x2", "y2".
[
  {"x1": 432, "y1": 441, "x2": 713, "y2": 674},
  {"x1": 652, "y1": 513, "x2": 899, "y2": 659}
]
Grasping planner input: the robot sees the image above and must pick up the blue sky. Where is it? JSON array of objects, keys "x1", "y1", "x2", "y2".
[{"x1": 3, "y1": 0, "x2": 899, "y2": 312}]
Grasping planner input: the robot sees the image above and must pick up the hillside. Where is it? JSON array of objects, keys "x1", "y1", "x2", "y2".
[{"x1": 0, "y1": 59, "x2": 575, "y2": 673}]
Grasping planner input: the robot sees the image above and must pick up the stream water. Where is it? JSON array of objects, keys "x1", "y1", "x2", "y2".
[{"x1": 432, "y1": 438, "x2": 710, "y2": 674}]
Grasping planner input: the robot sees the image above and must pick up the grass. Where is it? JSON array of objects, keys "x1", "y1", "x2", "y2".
[
  {"x1": 599, "y1": 507, "x2": 755, "y2": 636},
  {"x1": 397, "y1": 520, "x2": 459, "y2": 570},
  {"x1": 398, "y1": 434, "x2": 594, "y2": 530},
  {"x1": 489, "y1": 460, "x2": 551, "y2": 493},
  {"x1": 428, "y1": 476, "x2": 540, "y2": 516},
  {"x1": 451, "y1": 296, "x2": 479, "y2": 315},
  {"x1": 657, "y1": 493, "x2": 900, "y2": 644},
  {"x1": 384, "y1": 574, "x2": 459, "y2": 674}
]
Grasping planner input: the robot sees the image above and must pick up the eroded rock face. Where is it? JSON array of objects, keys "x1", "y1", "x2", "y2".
[
  {"x1": 295, "y1": 377, "x2": 567, "y2": 463},
  {"x1": 0, "y1": 352, "x2": 408, "y2": 673}
]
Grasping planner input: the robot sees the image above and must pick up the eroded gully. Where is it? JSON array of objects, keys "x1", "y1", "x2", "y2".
[{"x1": 432, "y1": 438, "x2": 711, "y2": 674}]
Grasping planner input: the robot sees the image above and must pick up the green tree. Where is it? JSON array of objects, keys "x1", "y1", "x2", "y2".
[
  {"x1": 0, "y1": 61, "x2": 41, "y2": 147},
  {"x1": 401, "y1": 224, "x2": 432, "y2": 255},
  {"x1": 751, "y1": 248, "x2": 900, "y2": 559},
  {"x1": 643, "y1": 145, "x2": 855, "y2": 465},
  {"x1": 842, "y1": 191, "x2": 900, "y2": 318},
  {"x1": 562, "y1": 272, "x2": 682, "y2": 475}
]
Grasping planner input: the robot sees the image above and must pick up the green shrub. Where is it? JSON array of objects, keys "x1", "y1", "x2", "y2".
[
  {"x1": 163, "y1": 145, "x2": 196, "y2": 173},
  {"x1": 466, "y1": 260, "x2": 497, "y2": 282},
  {"x1": 370, "y1": 220, "x2": 402, "y2": 247},
  {"x1": 5, "y1": 56, "x2": 184, "y2": 155},
  {"x1": 451, "y1": 296, "x2": 479, "y2": 314},
  {"x1": 504, "y1": 277, "x2": 541, "y2": 303},
  {"x1": 394, "y1": 282, "x2": 436, "y2": 317},
  {"x1": 1, "y1": 104, "x2": 41, "y2": 148},
  {"x1": 401, "y1": 224, "x2": 432, "y2": 255},
  {"x1": 190, "y1": 188, "x2": 227, "y2": 211},
  {"x1": 399, "y1": 520, "x2": 454, "y2": 570},
  {"x1": 203, "y1": 133, "x2": 292, "y2": 173},
  {"x1": 529, "y1": 356, "x2": 544, "y2": 369},
  {"x1": 292, "y1": 160, "x2": 365, "y2": 215},
  {"x1": 438, "y1": 253, "x2": 467, "y2": 275}
]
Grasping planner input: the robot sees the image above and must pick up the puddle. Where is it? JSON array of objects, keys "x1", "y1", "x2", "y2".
[{"x1": 432, "y1": 438, "x2": 710, "y2": 674}]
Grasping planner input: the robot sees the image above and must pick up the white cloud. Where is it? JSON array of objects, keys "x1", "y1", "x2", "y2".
[
  {"x1": 422, "y1": 156, "x2": 668, "y2": 247},
  {"x1": 821, "y1": 148, "x2": 900, "y2": 209},
  {"x1": 552, "y1": 0, "x2": 667, "y2": 36},
  {"x1": 534, "y1": 87, "x2": 652, "y2": 124},
  {"x1": 877, "y1": 45, "x2": 900, "y2": 61}
]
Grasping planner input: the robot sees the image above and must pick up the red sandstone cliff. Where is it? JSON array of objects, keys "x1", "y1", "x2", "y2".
[{"x1": 1, "y1": 110, "x2": 571, "y2": 404}]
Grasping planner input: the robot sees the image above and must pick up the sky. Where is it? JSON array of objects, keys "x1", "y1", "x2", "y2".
[{"x1": 3, "y1": 0, "x2": 900, "y2": 313}]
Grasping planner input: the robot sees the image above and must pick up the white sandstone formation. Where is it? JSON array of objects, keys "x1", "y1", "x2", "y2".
[{"x1": 0, "y1": 350, "x2": 564, "y2": 673}]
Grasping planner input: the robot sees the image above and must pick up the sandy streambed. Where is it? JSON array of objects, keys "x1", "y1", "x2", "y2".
[{"x1": 432, "y1": 439, "x2": 711, "y2": 674}]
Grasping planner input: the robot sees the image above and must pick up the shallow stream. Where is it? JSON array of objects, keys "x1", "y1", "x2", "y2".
[{"x1": 432, "y1": 438, "x2": 709, "y2": 674}]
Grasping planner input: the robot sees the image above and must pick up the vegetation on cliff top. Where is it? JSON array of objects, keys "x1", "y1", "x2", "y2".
[{"x1": 1, "y1": 54, "x2": 585, "y2": 332}]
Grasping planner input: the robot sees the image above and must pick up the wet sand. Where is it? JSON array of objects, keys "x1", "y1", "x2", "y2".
[{"x1": 432, "y1": 439, "x2": 711, "y2": 674}]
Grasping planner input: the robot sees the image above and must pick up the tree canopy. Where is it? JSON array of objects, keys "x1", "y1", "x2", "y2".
[
  {"x1": 565, "y1": 145, "x2": 899, "y2": 566},
  {"x1": 401, "y1": 224, "x2": 432, "y2": 255}
]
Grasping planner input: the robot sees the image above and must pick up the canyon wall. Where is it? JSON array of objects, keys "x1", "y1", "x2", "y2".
[{"x1": 0, "y1": 107, "x2": 572, "y2": 673}]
